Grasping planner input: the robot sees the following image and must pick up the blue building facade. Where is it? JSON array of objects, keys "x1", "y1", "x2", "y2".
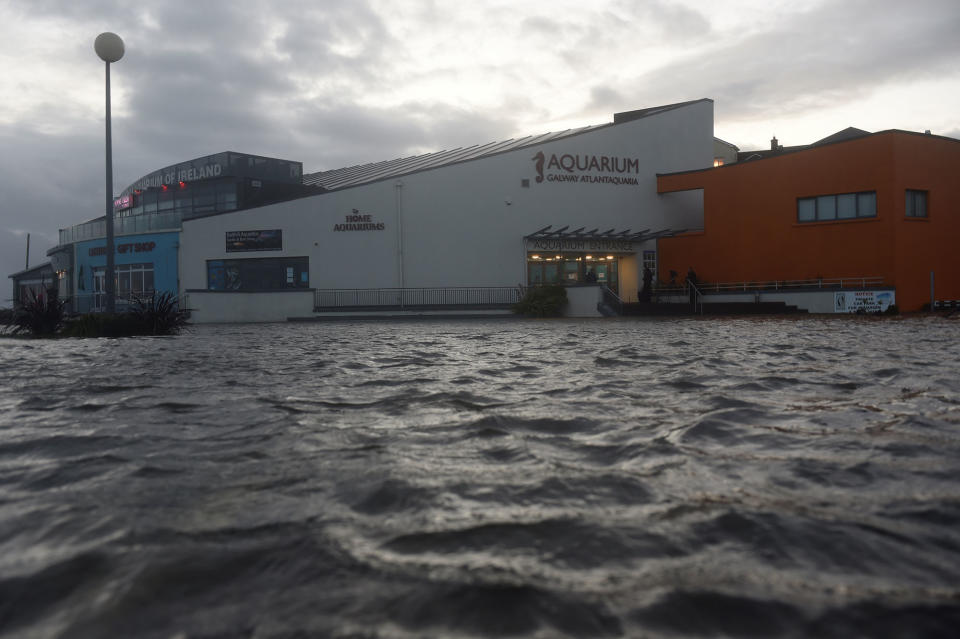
[{"x1": 73, "y1": 231, "x2": 179, "y2": 313}]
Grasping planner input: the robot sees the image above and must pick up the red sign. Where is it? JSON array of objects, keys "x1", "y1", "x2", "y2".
[{"x1": 114, "y1": 194, "x2": 134, "y2": 211}]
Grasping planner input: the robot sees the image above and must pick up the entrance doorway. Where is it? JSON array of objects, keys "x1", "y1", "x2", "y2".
[{"x1": 527, "y1": 252, "x2": 620, "y2": 290}]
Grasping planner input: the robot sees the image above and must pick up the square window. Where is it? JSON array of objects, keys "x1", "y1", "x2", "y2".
[
  {"x1": 798, "y1": 198, "x2": 816, "y2": 222},
  {"x1": 837, "y1": 193, "x2": 857, "y2": 219}
]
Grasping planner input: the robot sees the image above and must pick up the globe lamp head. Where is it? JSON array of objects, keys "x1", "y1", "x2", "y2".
[{"x1": 94, "y1": 32, "x2": 124, "y2": 63}]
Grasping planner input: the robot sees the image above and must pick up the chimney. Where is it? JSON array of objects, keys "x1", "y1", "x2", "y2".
[{"x1": 771, "y1": 136, "x2": 779, "y2": 151}]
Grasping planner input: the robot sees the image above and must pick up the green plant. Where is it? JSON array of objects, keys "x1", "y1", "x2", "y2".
[
  {"x1": 6, "y1": 289, "x2": 66, "y2": 336},
  {"x1": 128, "y1": 291, "x2": 190, "y2": 335},
  {"x1": 61, "y1": 292, "x2": 189, "y2": 338},
  {"x1": 513, "y1": 285, "x2": 568, "y2": 317}
]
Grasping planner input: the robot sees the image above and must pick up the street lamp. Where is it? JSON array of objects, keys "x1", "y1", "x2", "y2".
[{"x1": 94, "y1": 32, "x2": 124, "y2": 313}]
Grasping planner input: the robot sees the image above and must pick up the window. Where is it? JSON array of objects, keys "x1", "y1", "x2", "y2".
[
  {"x1": 797, "y1": 191, "x2": 877, "y2": 223},
  {"x1": 207, "y1": 256, "x2": 309, "y2": 291},
  {"x1": 905, "y1": 189, "x2": 928, "y2": 218},
  {"x1": 643, "y1": 250, "x2": 657, "y2": 280},
  {"x1": 93, "y1": 263, "x2": 154, "y2": 310}
]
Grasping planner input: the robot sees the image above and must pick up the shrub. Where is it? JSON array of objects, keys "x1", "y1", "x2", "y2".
[
  {"x1": 5, "y1": 289, "x2": 66, "y2": 336},
  {"x1": 62, "y1": 292, "x2": 189, "y2": 337},
  {"x1": 513, "y1": 285, "x2": 568, "y2": 317},
  {"x1": 128, "y1": 291, "x2": 190, "y2": 335}
]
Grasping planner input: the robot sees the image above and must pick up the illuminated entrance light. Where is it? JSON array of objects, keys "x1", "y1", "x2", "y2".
[
  {"x1": 161, "y1": 184, "x2": 168, "y2": 191},
  {"x1": 555, "y1": 255, "x2": 562, "y2": 259},
  {"x1": 178, "y1": 181, "x2": 186, "y2": 189},
  {"x1": 606, "y1": 255, "x2": 614, "y2": 260},
  {"x1": 586, "y1": 255, "x2": 593, "y2": 260},
  {"x1": 531, "y1": 254, "x2": 540, "y2": 259}
]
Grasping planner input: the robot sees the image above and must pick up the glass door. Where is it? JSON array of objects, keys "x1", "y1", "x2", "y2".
[{"x1": 93, "y1": 268, "x2": 105, "y2": 311}]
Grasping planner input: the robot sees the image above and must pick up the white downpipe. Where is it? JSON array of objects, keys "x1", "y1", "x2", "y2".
[{"x1": 395, "y1": 181, "x2": 405, "y2": 302}]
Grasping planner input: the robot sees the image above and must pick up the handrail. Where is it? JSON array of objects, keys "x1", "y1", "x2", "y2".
[
  {"x1": 688, "y1": 281, "x2": 703, "y2": 315},
  {"x1": 600, "y1": 285, "x2": 623, "y2": 315},
  {"x1": 652, "y1": 276, "x2": 885, "y2": 297},
  {"x1": 697, "y1": 276, "x2": 885, "y2": 292}
]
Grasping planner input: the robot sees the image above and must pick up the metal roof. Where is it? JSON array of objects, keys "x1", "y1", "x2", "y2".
[
  {"x1": 524, "y1": 225, "x2": 684, "y2": 243},
  {"x1": 302, "y1": 99, "x2": 712, "y2": 191},
  {"x1": 302, "y1": 124, "x2": 607, "y2": 191}
]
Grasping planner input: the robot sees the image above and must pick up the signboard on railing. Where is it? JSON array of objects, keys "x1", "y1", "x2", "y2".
[{"x1": 834, "y1": 290, "x2": 895, "y2": 313}]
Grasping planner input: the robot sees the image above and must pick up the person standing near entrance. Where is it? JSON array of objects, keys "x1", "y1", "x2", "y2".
[
  {"x1": 641, "y1": 266, "x2": 653, "y2": 302},
  {"x1": 585, "y1": 268, "x2": 597, "y2": 283}
]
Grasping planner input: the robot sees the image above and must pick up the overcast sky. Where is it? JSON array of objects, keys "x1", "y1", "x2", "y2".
[{"x1": 2, "y1": 0, "x2": 959, "y2": 288}]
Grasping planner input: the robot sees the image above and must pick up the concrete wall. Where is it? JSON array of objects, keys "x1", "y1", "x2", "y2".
[
  {"x1": 700, "y1": 288, "x2": 896, "y2": 313},
  {"x1": 185, "y1": 290, "x2": 314, "y2": 323},
  {"x1": 564, "y1": 285, "x2": 604, "y2": 317}
]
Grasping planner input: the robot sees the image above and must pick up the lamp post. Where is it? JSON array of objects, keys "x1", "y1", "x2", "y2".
[{"x1": 94, "y1": 32, "x2": 124, "y2": 313}]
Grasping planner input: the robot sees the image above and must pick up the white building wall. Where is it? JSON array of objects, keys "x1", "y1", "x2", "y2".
[{"x1": 181, "y1": 100, "x2": 713, "y2": 322}]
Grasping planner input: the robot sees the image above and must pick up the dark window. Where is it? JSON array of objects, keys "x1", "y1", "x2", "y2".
[
  {"x1": 797, "y1": 191, "x2": 877, "y2": 223},
  {"x1": 905, "y1": 189, "x2": 928, "y2": 218},
  {"x1": 207, "y1": 256, "x2": 309, "y2": 291}
]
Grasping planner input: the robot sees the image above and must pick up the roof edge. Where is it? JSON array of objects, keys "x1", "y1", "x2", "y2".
[{"x1": 658, "y1": 128, "x2": 960, "y2": 178}]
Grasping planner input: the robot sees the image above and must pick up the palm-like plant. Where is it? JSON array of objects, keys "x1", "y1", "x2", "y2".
[
  {"x1": 6, "y1": 288, "x2": 66, "y2": 336},
  {"x1": 128, "y1": 291, "x2": 189, "y2": 335}
]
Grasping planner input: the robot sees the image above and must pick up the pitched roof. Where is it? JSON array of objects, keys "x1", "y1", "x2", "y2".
[
  {"x1": 812, "y1": 127, "x2": 870, "y2": 146},
  {"x1": 303, "y1": 99, "x2": 711, "y2": 191}
]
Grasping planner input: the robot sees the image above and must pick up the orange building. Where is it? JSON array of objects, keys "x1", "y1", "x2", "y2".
[{"x1": 657, "y1": 130, "x2": 959, "y2": 311}]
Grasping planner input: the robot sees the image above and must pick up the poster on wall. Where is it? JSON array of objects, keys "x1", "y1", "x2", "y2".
[
  {"x1": 834, "y1": 290, "x2": 895, "y2": 313},
  {"x1": 226, "y1": 229, "x2": 282, "y2": 252}
]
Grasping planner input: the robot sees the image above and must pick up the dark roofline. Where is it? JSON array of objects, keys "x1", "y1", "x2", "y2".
[
  {"x1": 613, "y1": 98, "x2": 713, "y2": 123},
  {"x1": 8, "y1": 262, "x2": 53, "y2": 280},
  {"x1": 658, "y1": 128, "x2": 960, "y2": 178},
  {"x1": 301, "y1": 98, "x2": 714, "y2": 194}
]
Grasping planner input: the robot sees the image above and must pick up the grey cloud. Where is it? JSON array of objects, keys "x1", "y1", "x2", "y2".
[
  {"x1": 631, "y1": 0, "x2": 960, "y2": 120},
  {"x1": 0, "y1": 125, "x2": 104, "y2": 287},
  {"x1": 285, "y1": 100, "x2": 517, "y2": 171},
  {"x1": 626, "y1": 0, "x2": 711, "y2": 40},
  {"x1": 276, "y1": 1, "x2": 396, "y2": 77},
  {"x1": 587, "y1": 86, "x2": 628, "y2": 113}
]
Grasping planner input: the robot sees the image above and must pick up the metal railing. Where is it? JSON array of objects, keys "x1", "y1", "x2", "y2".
[
  {"x1": 64, "y1": 293, "x2": 138, "y2": 315},
  {"x1": 58, "y1": 211, "x2": 182, "y2": 246},
  {"x1": 600, "y1": 285, "x2": 623, "y2": 315},
  {"x1": 696, "y1": 276, "x2": 885, "y2": 292},
  {"x1": 314, "y1": 287, "x2": 522, "y2": 310},
  {"x1": 689, "y1": 281, "x2": 704, "y2": 314}
]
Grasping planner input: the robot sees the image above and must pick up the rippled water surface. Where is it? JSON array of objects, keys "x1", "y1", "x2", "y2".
[{"x1": 2, "y1": 317, "x2": 960, "y2": 638}]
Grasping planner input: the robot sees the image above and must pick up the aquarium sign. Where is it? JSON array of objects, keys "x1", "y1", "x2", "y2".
[{"x1": 226, "y1": 229, "x2": 282, "y2": 252}]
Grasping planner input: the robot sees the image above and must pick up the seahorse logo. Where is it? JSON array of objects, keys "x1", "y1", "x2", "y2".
[{"x1": 532, "y1": 151, "x2": 545, "y2": 183}]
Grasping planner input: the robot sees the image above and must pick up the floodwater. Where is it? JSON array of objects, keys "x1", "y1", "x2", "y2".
[{"x1": 1, "y1": 317, "x2": 959, "y2": 638}]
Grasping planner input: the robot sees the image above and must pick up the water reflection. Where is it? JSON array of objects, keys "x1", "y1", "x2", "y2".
[{"x1": 1, "y1": 317, "x2": 959, "y2": 637}]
